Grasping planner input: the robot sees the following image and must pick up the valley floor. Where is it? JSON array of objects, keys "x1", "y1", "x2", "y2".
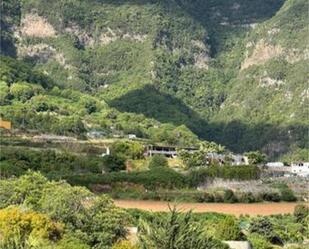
[{"x1": 115, "y1": 200, "x2": 308, "y2": 216}]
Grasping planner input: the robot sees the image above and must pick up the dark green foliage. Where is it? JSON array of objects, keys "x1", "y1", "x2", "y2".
[
  {"x1": 280, "y1": 188, "x2": 297, "y2": 202},
  {"x1": 238, "y1": 192, "x2": 256, "y2": 203},
  {"x1": 0, "y1": 146, "x2": 104, "y2": 177},
  {"x1": 293, "y1": 204, "x2": 309, "y2": 223},
  {"x1": 0, "y1": 0, "x2": 21, "y2": 56},
  {"x1": 84, "y1": 100, "x2": 97, "y2": 114},
  {"x1": 148, "y1": 155, "x2": 168, "y2": 169},
  {"x1": 102, "y1": 155, "x2": 126, "y2": 172},
  {"x1": 67, "y1": 167, "x2": 188, "y2": 190},
  {"x1": 249, "y1": 217, "x2": 283, "y2": 245},
  {"x1": 260, "y1": 192, "x2": 281, "y2": 202},
  {"x1": 0, "y1": 56, "x2": 54, "y2": 88},
  {"x1": 188, "y1": 166, "x2": 261, "y2": 187},
  {"x1": 223, "y1": 189, "x2": 237, "y2": 203}
]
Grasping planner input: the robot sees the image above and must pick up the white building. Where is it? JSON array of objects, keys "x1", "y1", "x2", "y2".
[
  {"x1": 128, "y1": 134, "x2": 137, "y2": 139},
  {"x1": 86, "y1": 130, "x2": 106, "y2": 139},
  {"x1": 290, "y1": 162, "x2": 309, "y2": 177},
  {"x1": 231, "y1": 154, "x2": 249, "y2": 166},
  {"x1": 266, "y1": 162, "x2": 284, "y2": 167}
]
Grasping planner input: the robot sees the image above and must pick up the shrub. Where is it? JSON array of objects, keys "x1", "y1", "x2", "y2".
[
  {"x1": 248, "y1": 233, "x2": 273, "y2": 249},
  {"x1": 239, "y1": 192, "x2": 256, "y2": 203},
  {"x1": 0, "y1": 81, "x2": 9, "y2": 105},
  {"x1": 0, "y1": 206, "x2": 63, "y2": 248},
  {"x1": 196, "y1": 192, "x2": 215, "y2": 203},
  {"x1": 111, "y1": 141, "x2": 144, "y2": 160},
  {"x1": 112, "y1": 240, "x2": 138, "y2": 249},
  {"x1": 67, "y1": 167, "x2": 188, "y2": 190},
  {"x1": 280, "y1": 188, "x2": 297, "y2": 202},
  {"x1": 260, "y1": 192, "x2": 281, "y2": 202},
  {"x1": 214, "y1": 216, "x2": 242, "y2": 240},
  {"x1": 294, "y1": 204, "x2": 309, "y2": 223},
  {"x1": 223, "y1": 189, "x2": 238, "y2": 203},
  {"x1": 249, "y1": 217, "x2": 283, "y2": 245},
  {"x1": 103, "y1": 155, "x2": 126, "y2": 172},
  {"x1": 148, "y1": 154, "x2": 168, "y2": 169},
  {"x1": 10, "y1": 82, "x2": 43, "y2": 101},
  {"x1": 188, "y1": 165, "x2": 260, "y2": 187},
  {"x1": 0, "y1": 172, "x2": 130, "y2": 248}
]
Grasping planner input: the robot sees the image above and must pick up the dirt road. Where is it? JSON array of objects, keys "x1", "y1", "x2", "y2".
[{"x1": 115, "y1": 200, "x2": 308, "y2": 216}]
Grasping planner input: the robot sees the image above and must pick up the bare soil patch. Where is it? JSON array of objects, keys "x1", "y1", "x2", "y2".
[{"x1": 115, "y1": 200, "x2": 308, "y2": 216}]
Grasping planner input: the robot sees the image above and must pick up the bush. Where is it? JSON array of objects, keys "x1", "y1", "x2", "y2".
[
  {"x1": 260, "y1": 192, "x2": 281, "y2": 202},
  {"x1": 103, "y1": 155, "x2": 126, "y2": 172},
  {"x1": 0, "y1": 206, "x2": 63, "y2": 248},
  {"x1": 10, "y1": 82, "x2": 43, "y2": 102},
  {"x1": 0, "y1": 172, "x2": 130, "y2": 248},
  {"x1": 294, "y1": 204, "x2": 309, "y2": 223},
  {"x1": 280, "y1": 188, "x2": 297, "y2": 202},
  {"x1": 239, "y1": 192, "x2": 256, "y2": 203},
  {"x1": 248, "y1": 233, "x2": 274, "y2": 249},
  {"x1": 214, "y1": 216, "x2": 242, "y2": 240},
  {"x1": 249, "y1": 217, "x2": 283, "y2": 245},
  {"x1": 112, "y1": 240, "x2": 138, "y2": 249},
  {"x1": 223, "y1": 189, "x2": 238, "y2": 203},
  {"x1": 67, "y1": 167, "x2": 188, "y2": 190},
  {"x1": 148, "y1": 154, "x2": 168, "y2": 169},
  {"x1": 188, "y1": 166, "x2": 260, "y2": 187}
]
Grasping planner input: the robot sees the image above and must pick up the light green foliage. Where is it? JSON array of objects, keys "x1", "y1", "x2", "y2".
[
  {"x1": 247, "y1": 233, "x2": 274, "y2": 249},
  {"x1": 148, "y1": 154, "x2": 168, "y2": 169},
  {"x1": 0, "y1": 81, "x2": 10, "y2": 105},
  {"x1": 56, "y1": 235, "x2": 90, "y2": 249},
  {"x1": 213, "y1": 216, "x2": 242, "y2": 241},
  {"x1": 0, "y1": 172, "x2": 130, "y2": 248},
  {"x1": 245, "y1": 151, "x2": 267, "y2": 165},
  {"x1": 112, "y1": 240, "x2": 138, "y2": 249},
  {"x1": 138, "y1": 207, "x2": 228, "y2": 249},
  {"x1": 0, "y1": 206, "x2": 63, "y2": 249},
  {"x1": 111, "y1": 141, "x2": 145, "y2": 160},
  {"x1": 10, "y1": 82, "x2": 43, "y2": 102},
  {"x1": 294, "y1": 204, "x2": 309, "y2": 223},
  {"x1": 179, "y1": 141, "x2": 225, "y2": 168}
]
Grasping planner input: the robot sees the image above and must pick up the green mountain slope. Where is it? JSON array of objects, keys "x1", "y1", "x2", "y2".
[
  {"x1": 212, "y1": 0, "x2": 309, "y2": 158},
  {"x1": 0, "y1": 0, "x2": 307, "y2": 159}
]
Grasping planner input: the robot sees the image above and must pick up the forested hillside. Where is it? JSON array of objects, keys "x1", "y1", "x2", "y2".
[{"x1": 0, "y1": 0, "x2": 308, "y2": 159}]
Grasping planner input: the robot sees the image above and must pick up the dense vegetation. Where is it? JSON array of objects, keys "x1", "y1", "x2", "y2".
[
  {"x1": 0, "y1": 0, "x2": 308, "y2": 159},
  {"x1": 0, "y1": 172, "x2": 308, "y2": 249},
  {"x1": 0, "y1": 1, "x2": 308, "y2": 248}
]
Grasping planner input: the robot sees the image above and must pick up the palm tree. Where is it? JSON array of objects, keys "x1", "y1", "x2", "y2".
[{"x1": 138, "y1": 206, "x2": 228, "y2": 249}]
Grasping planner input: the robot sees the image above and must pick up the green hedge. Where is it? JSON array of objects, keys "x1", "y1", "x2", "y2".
[
  {"x1": 65, "y1": 167, "x2": 188, "y2": 190},
  {"x1": 188, "y1": 165, "x2": 261, "y2": 187}
]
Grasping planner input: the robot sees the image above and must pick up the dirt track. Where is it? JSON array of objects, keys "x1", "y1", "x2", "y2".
[{"x1": 115, "y1": 200, "x2": 308, "y2": 216}]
